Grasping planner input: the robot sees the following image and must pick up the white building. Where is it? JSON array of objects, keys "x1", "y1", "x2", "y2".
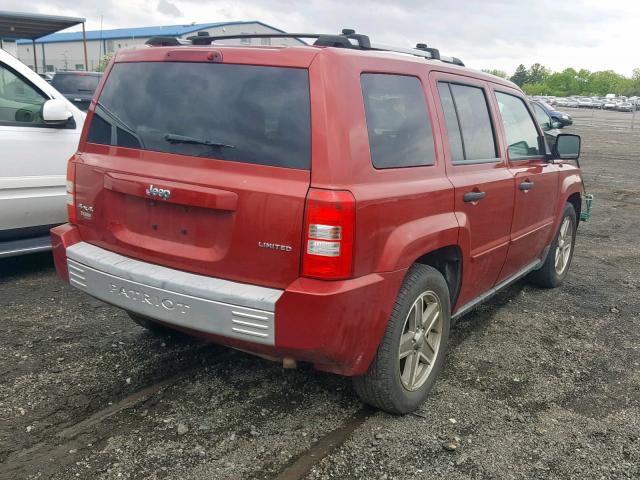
[{"x1": 15, "y1": 21, "x2": 297, "y2": 72}]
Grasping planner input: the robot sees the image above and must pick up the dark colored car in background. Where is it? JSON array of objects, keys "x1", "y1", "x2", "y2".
[
  {"x1": 38, "y1": 72, "x2": 54, "y2": 83},
  {"x1": 531, "y1": 101, "x2": 563, "y2": 147},
  {"x1": 50, "y1": 71, "x2": 102, "y2": 111},
  {"x1": 533, "y1": 99, "x2": 573, "y2": 126}
]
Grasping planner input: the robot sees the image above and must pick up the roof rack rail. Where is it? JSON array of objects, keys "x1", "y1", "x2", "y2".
[
  {"x1": 180, "y1": 28, "x2": 464, "y2": 66},
  {"x1": 146, "y1": 36, "x2": 190, "y2": 46}
]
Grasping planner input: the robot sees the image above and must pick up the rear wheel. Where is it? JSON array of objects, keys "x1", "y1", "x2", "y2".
[
  {"x1": 353, "y1": 264, "x2": 450, "y2": 414},
  {"x1": 530, "y1": 203, "x2": 576, "y2": 288}
]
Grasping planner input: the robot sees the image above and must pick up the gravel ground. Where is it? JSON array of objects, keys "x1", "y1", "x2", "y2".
[{"x1": 1, "y1": 108, "x2": 639, "y2": 479}]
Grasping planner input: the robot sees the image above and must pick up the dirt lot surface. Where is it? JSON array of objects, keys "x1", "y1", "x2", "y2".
[{"x1": 1, "y1": 108, "x2": 639, "y2": 479}]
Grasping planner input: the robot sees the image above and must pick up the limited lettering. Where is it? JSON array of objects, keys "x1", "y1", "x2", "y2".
[{"x1": 258, "y1": 241, "x2": 293, "y2": 252}]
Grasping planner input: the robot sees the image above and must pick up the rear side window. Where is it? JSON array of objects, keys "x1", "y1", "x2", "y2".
[
  {"x1": 361, "y1": 74, "x2": 435, "y2": 169},
  {"x1": 437, "y1": 82, "x2": 497, "y2": 164},
  {"x1": 87, "y1": 62, "x2": 311, "y2": 169},
  {"x1": 495, "y1": 92, "x2": 541, "y2": 159}
]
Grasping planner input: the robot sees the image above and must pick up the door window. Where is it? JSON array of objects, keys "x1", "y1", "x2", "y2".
[
  {"x1": 532, "y1": 103, "x2": 551, "y2": 131},
  {"x1": 495, "y1": 92, "x2": 542, "y2": 159},
  {"x1": 437, "y1": 82, "x2": 497, "y2": 164},
  {"x1": 0, "y1": 63, "x2": 47, "y2": 126},
  {"x1": 361, "y1": 73, "x2": 436, "y2": 169}
]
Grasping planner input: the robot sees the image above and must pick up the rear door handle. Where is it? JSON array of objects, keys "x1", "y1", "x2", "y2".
[
  {"x1": 519, "y1": 181, "x2": 535, "y2": 191},
  {"x1": 463, "y1": 191, "x2": 486, "y2": 203}
]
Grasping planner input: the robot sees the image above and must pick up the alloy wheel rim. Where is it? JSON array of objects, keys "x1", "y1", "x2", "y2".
[
  {"x1": 398, "y1": 291, "x2": 442, "y2": 391},
  {"x1": 555, "y1": 216, "x2": 573, "y2": 275}
]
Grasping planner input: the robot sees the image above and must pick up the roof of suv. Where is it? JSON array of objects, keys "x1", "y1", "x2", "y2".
[{"x1": 112, "y1": 42, "x2": 518, "y2": 91}]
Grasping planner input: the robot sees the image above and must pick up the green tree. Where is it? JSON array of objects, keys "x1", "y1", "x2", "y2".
[
  {"x1": 482, "y1": 68, "x2": 508, "y2": 79},
  {"x1": 522, "y1": 83, "x2": 548, "y2": 96},
  {"x1": 622, "y1": 68, "x2": 640, "y2": 96},
  {"x1": 575, "y1": 69, "x2": 591, "y2": 94},
  {"x1": 485, "y1": 64, "x2": 640, "y2": 97},
  {"x1": 588, "y1": 70, "x2": 626, "y2": 95},
  {"x1": 528, "y1": 63, "x2": 550, "y2": 84},
  {"x1": 96, "y1": 53, "x2": 114, "y2": 73},
  {"x1": 544, "y1": 68, "x2": 579, "y2": 96},
  {"x1": 510, "y1": 64, "x2": 529, "y2": 87}
]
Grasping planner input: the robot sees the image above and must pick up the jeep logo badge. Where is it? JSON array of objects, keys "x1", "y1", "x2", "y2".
[{"x1": 145, "y1": 184, "x2": 171, "y2": 200}]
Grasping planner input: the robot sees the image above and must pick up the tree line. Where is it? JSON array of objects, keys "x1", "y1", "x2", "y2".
[{"x1": 482, "y1": 64, "x2": 640, "y2": 97}]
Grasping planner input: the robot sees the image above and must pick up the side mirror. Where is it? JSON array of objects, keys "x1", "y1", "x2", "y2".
[
  {"x1": 42, "y1": 99, "x2": 73, "y2": 124},
  {"x1": 551, "y1": 120, "x2": 563, "y2": 129},
  {"x1": 552, "y1": 133, "x2": 581, "y2": 160}
]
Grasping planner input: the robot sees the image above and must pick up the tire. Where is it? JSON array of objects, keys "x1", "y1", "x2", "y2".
[
  {"x1": 127, "y1": 311, "x2": 176, "y2": 336},
  {"x1": 353, "y1": 264, "x2": 451, "y2": 414},
  {"x1": 529, "y1": 203, "x2": 577, "y2": 288}
]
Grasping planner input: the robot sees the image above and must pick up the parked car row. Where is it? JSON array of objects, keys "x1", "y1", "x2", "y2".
[{"x1": 534, "y1": 95, "x2": 640, "y2": 112}]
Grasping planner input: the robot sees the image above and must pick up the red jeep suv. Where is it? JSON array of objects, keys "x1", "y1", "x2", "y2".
[{"x1": 51, "y1": 30, "x2": 584, "y2": 414}]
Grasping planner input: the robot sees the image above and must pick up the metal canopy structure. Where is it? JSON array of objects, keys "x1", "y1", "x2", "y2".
[{"x1": 0, "y1": 10, "x2": 87, "y2": 72}]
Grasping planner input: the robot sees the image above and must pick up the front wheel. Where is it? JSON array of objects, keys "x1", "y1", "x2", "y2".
[
  {"x1": 353, "y1": 264, "x2": 451, "y2": 414},
  {"x1": 530, "y1": 203, "x2": 577, "y2": 288}
]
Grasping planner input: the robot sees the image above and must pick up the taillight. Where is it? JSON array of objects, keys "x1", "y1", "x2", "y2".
[
  {"x1": 66, "y1": 160, "x2": 77, "y2": 224},
  {"x1": 302, "y1": 189, "x2": 355, "y2": 280}
]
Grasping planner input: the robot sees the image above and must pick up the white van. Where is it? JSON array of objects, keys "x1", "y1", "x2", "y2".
[{"x1": 0, "y1": 48, "x2": 84, "y2": 257}]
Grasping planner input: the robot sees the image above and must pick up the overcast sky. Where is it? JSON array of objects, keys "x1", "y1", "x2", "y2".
[{"x1": 5, "y1": 0, "x2": 639, "y2": 76}]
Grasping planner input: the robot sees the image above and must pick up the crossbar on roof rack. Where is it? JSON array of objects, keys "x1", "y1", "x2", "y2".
[{"x1": 163, "y1": 28, "x2": 465, "y2": 67}]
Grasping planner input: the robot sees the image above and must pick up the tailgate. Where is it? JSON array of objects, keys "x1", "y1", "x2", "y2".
[{"x1": 73, "y1": 58, "x2": 312, "y2": 289}]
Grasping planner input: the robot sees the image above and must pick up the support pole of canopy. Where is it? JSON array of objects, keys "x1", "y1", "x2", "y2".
[
  {"x1": 82, "y1": 21, "x2": 88, "y2": 71},
  {"x1": 32, "y1": 39, "x2": 37, "y2": 73}
]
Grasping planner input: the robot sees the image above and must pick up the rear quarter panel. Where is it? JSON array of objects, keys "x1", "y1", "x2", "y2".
[
  {"x1": 299, "y1": 51, "x2": 459, "y2": 374},
  {"x1": 549, "y1": 162, "x2": 584, "y2": 242},
  {"x1": 308, "y1": 51, "x2": 458, "y2": 277}
]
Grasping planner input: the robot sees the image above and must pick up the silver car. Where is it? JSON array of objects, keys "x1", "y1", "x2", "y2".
[{"x1": 0, "y1": 50, "x2": 84, "y2": 257}]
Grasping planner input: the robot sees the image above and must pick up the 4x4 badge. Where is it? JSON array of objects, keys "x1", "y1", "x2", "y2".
[{"x1": 145, "y1": 184, "x2": 171, "y2": 200}]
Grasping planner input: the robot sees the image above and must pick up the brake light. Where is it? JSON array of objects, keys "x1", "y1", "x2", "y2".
[
  {"x1": 302, "y1": 189, "x2": 355, "y2": 280},
  {"x1": 66, "y1": 160, "x2": 77, "y2": 224}
]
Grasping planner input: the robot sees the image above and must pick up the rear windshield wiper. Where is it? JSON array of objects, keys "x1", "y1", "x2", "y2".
[{"x1": 164, "y1": 133, "x2": 235, "y2": 149}]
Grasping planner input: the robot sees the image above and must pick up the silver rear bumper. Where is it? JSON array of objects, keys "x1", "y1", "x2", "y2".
[{"x1": 66, "y1": 242, "x2": 282, "y2": 345}]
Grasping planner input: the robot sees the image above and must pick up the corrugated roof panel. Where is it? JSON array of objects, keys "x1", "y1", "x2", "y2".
[
  {"x1": 0, "y1": 10, "x2": 85, "y2": 40},
  {"x1": 15, "y1": 20, "x2": 284, "y2": 44}
]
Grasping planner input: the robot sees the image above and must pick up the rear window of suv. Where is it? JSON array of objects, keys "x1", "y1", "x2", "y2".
[
  {"x1": 51, "y1": 73, "x2": 101, "y2": 93},
  {"x1": 87, "y1": 62, "x2": 311, "y2": 169}
]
